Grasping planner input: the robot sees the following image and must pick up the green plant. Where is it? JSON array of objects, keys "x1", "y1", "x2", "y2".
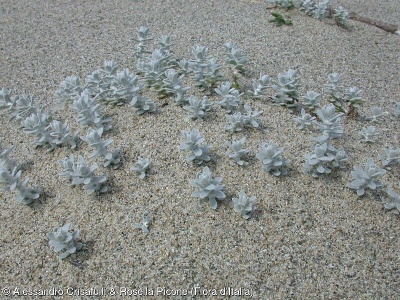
[
  {"x1": 190, "y1": 166, "x2": 226, "y2": 209},
  {"x1": 269, "y1": 11, "x2": 293, "y2": 26},
  {"x1": 47, "y1": 223, "x2": 83, "y2": 259}
]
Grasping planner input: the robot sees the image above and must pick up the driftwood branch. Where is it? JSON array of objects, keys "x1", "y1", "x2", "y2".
[{"x1": 348, "y1": 12, "x2": 398, "y2": 34}]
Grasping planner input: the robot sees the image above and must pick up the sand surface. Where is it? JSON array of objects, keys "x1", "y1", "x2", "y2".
[{"x1": 0, "y1": 0, "x2": 399, "y2": 299}]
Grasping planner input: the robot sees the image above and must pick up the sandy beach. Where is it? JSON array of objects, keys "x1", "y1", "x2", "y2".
[{"x1": 0, "y1": 0, "x2": 399, "y2": 299}]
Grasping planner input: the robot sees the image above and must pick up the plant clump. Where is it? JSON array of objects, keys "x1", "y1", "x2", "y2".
[
  {"x1": 256, "y1": 141, "x2": 289, "y2": 176},
  {"x1": 225, "y1": 137, "x2": 249, "y2": 166},
  {"x1": 130, "y1": 157, "x2": 151, "y2": 179},
  {"x1": 47, "y1": 223, "x2": 83, "y2": 259},
  {"x1": 179, "y1": 129, "x2": 211, "y2": 164},
  {"x1": 232, "y1": 190, "x2": 256, "y2": 219}
]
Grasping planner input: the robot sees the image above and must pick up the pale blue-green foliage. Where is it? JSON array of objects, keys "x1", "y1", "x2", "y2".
[
  {"x1": 378, "y1": 147, "x2": 400, "y2": 169},
  {"x1": 300, "y1": 0, "x2": 317, "y2": 16},
  {"x1": 71, "y1": 90, "x2": 112, "y2": 131},
  {"x1": 129, "y1": 94, "x2": 156, "y2": 115},
  {"x1": 0, "y1": 88, "x2": 40, "y2": 121},
  {"x1": 224, "y1": 104, "x2": 262, "y2": 133},
  {"x1": 0, "y1": 141, "x2": 40, "y2": 204},
  {"x1": 47, "y1": 223, "x2": 83, "y2": 259},
  {"x1": 272, "y1": 68, "x2": 301, "y2": 101},
  {"x1": 334, "y1": 6, "x2": 349, "y2": 27},
  {"x1": 391, "y1": 102, "x2": 400, "y2": 118},
  {"x1": 47, "y1": 120, "x2": 80, "y2": 150},
  {"x1": 54, "y1": 76, "x2": 83, "y2": 108},
  {"x1": 313, "y1": 0, "x2": 329, "y2": 20},
  {"x1": 0, "y1": 140, "x2": 17, "y2": 171},
  {"x1": 347, "y1": 158, "x2": 386, "y2": 196},
  {"x1": 224, "y1": 42, "x2": 247, "y2": 74},
  {"x1": 359, "y1": 126, "x2": 379, "y2": 143},
  {"x1": 183, "y1": 95, "x2": 213, "y2": 119},
  {"x1": 268, "y1": 0, "x2": 296, "y2": 10},
  {"x1": 232, "y1": 190, "x2": 256, "y2": 219},
  {"x1": 225, "y1": 137, "x2": 249, "y2": 166},
  {"x1": 293, "y1": 108, "x2": 315, "y2": 130},
  {"x1": 179, "y1": 129, "x2": 211, "y2": 164},
  {"x1": 190, "y1": 166, "x2": 226, "y2": 209},
  {"x1": 247, "y1": 73, "x2": 271, "y2": 98},
  {"x1": 81, "y1": 127, "x2": 121, "y2": 168},
  {"x1": 312, "y1": 103, "x2": 344, "y2": 143},
  {"x1": 21, "y1": 112, "x2": 52, "y2": 147},
  {"x1": 162, "y1": 69, "x2": 190, "y2": 105},
  {"x1": 324, "y1": 73, "x2": 343, "y2": 102},
  {"x1": 303, "y1": 143, "x2": 348, "y2": 177},
  {"x1": 133, "y1": 211, "x2": 152, "y2": 233},
  {"x1": 130, "y1": 157, "x2": 150, "y2": 179},
  {"x1": 85, "y1": 60, "x2": 118, "y2": 98},
  {"x1": 384, "y1": 188, "x2": 400, "y2": 214},
  {"x1": 188, "y1": 45, "x2": 222, "y2": 89},
  {"x1": 133, "y1": 26, "x2": 153, "y2": 60},
  {"x1": 257, "y1": 141, "x2": 289, "y2": 176},
  {"x1": 215, "y1": 81, "x2": 243, "y2": 113},
  {"x1": 344, "y1": 86, "x2": 363, "y2": 109},
  {"x1": 59, "y1": 154, "x2": 108, "y2": 194},
  {"x1": 366, "y1": 106, "x2": 388, "y2": 122},
  {"x1": 300, "y1": 90, "x2": 321, "y2": 110},
  {"x1": 137, "y1": 49, "x2": 174, "y2": 91}
]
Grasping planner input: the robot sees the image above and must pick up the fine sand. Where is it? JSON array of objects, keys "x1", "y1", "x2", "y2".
[{"x1": 0, "y1": 0, "x2": 399, "y2": 299}]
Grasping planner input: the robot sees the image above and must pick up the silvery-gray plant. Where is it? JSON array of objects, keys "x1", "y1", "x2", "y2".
[
  {"x1": 59, "y1": 154, "x2": 108, "y2": 194},
  {"x1": 47, "y1": 120, "x2": 80, "y2": 150},
  {"x1": 256, "y1": 141, "x2": 289, "y2": 176},
  {"x1": 133, "y1": 211, "x2": 152, "y2": 233},
  {"x1": 224, "y1": 42, "x2": 247, "y2": 75},
  {"x1": 54, "y1": 76, "x2": 84, "y2": 108},
  {"x1": 190, "y1": 166, "x2": 226, "y2": 209},
  {"x1": 188, "y1": 45, "x2": 222, "y2": 89},
  {"x1": 105, "y1": 69, "x2": 142, "y2": 106},
  {"x1": 359, "y1": 126, "x2": 379, "y2": 143},
  {"x1": 267, "y1": 0, "x2": 296, "y2": 10},
  {"x1": 0, "y1": 164, "x2": 41, "y2": 205},
  {"x1": 378, "y1": 147, "x2": 400, "y2": 169},
  {"x1": 343, "y1": 86, "x2": 363, "y2": 111},
  {"x1": 366, "y1": 106, "x2": 388, "y2": 122},
  {"x1": 232, "y1": 190, "x2": 256, "y2": 219},
  {"x1": 137, "y1": 49, "x2": 174, "y2": 91},
  {"x1": 215, "y1": 81, "x2": 243, "y2": 113},
  {"x1": 293, "y1": 108, "x2": 316, "y2": 130},
  {"x1": 20, "y1": 112, "x2": 52, "y2": 148},
  {"x1": 179, "y1": 129, "x2": 211, "y2": 164},
  {"x1": 71, "y1": 90, "x2": 112, "y2": 131},
  {"x1": 129, "y1": 94, "x2": 156, "y2": 115},
  {"x1": 300, "y1": 90, "x2": 321, "y2": 111},
  {"x1": 224, "y1": 104, "x2": 262, "y2": 133},
  {"x1": 247, "y1": 73, "x2": 271, "y2": 99},
  {"x1": 383, "y1": 187, "x2": 400, "y2": 214},
  {"x1": 130, "y1": 157, "x2": 150, "y2": 179},
  {"x1": 158, "y1": 35, "x2": 177, "y2": 66},
  {"x1": 0, "y1": 87, "x2": 16, "y2": 114},
  {"x1": 392, "y1": 102, "x2": 400, "y2": 118},
  {"x1": 85, "y1": 60, "x2": 120, "y2": 103},
  {"x1": 303, "y1": 143, "x2": 348, "y2": 177},
  {"x1": 272, "y1": 68, "x2": 300, "y2": 107},
  {"x1": 80, "y1": 127, "x2": 121, "y2": 168},
  {"x1": 0, "y1": 140, "x2": 41, "y2": 205},
  {"x1": 313, "y1": 0, "x2": 329, "y2": 20},
  {"x1": 225, "y1": 137, "x2": 249, "y2": 166},
  {"x1": 300, "y1": 0, "x2": 316, "y2": 16},
  {"x1": 183, "y1": 95, "x2": 213, "y2": 120},
  {"x1": 0, "y1": 89, "x2": 41, "y2": 121},
  {"x1": 347, "y1": 158, "x2": 386, "y2": 196},
  {"x1": 162, "y1": 69, "x2": 190, "y2": 105},
  {"x1": 47, "y1": 223, "x2": 83, "y2": 259},
  {"x1": 334, "y1": 6, "x2": 349, "y2": 27},
  {"x1": 312, "y1": 103, "x2": 344, "y2": 143},
  {"x1": 133, "y1": 26, "x2": 153, "y2": 60},
  {"x1": 0, "y1": 139, "x2": 17, "y2": 171},
  {"x1": 323, "y1": 72, "x2": 345, "y2": 109}
]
